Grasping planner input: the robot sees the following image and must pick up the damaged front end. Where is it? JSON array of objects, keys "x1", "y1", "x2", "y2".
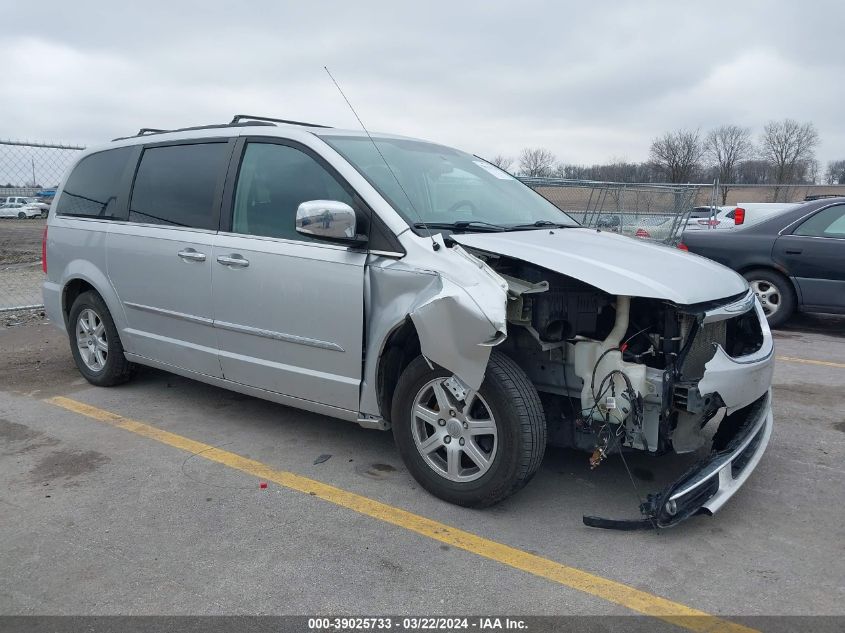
[
  {"x1": 471, "y1": 249, "x2": 774, "y2": 529},
  {"x1": 624, "y1": 294, "x2": 775, "y2": 528},
  {"x1": 360, "y1": 228, "x2": 773, "y2": 527}
]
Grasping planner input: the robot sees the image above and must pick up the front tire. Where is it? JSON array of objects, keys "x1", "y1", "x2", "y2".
[
  {"x1": 392, "y1": 351, "x2": 546, "y2": 507},
  {"x1": 68, "y1": 291, "x2": 135, "y2": 386},
  {"x1": 17, "y1": 211, "x2": 25, "y2": 219},
  {"x1": 743, "y1": 268, "x2": 795, "y2": 328}
]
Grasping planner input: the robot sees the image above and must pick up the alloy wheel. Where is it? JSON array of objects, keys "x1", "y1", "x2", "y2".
[
  {"x1": 75, "y1": 308, "x2": 108, "y2": 371},
  {"x1": 750, "y1": 280, "x2": 781, "y2": 318},
  {"x1": 411, "y1": 378, "x2": 498, "y2": 482}
]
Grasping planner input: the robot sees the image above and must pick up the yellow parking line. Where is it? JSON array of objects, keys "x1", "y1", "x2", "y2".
[
  {"x1": 777, "y1": 355, "x2": 845, "y2": 369},
  {"x1": 47, "y1": 395, "x2": 756, "y2": 633}
]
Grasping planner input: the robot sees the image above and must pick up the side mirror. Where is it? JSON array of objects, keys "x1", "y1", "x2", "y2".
[{"x1": 295, "y1": 200, "x2": 367, "y2": 244}]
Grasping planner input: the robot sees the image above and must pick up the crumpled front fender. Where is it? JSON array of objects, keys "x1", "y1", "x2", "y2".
[{"x1": 359, "y1": 239, "x2": 508, "y2": 420}]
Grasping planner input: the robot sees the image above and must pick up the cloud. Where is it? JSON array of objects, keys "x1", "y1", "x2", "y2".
[{"x1": 2, "y1": 0, "x2": 843, "y2": 167}]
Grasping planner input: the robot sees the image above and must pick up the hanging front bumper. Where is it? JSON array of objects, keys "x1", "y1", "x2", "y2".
[{"x1": 584, "y1": 390, "x2": 773, "y2": 530}]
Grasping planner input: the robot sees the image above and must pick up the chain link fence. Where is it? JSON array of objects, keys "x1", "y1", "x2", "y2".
[
  {"x1": 694, "y1": 183, "x2": 845, "y2": 205},
  {"x1": 1, "y1": 140, "x2": 85, "y2": 312},
  {"x1": 0, "y1": 139, "x2": 85, "y2": 198},
  {"x1": 522, "y1": 177, "x2": 702, "y2": 245},
  {"x1": 521, "y1": 178, "x2": 845, "y2": 242}
]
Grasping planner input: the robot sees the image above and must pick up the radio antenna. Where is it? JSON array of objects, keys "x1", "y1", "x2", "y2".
[{"x1": 323, "y1": 66, "x2": 439, "y2": 251}]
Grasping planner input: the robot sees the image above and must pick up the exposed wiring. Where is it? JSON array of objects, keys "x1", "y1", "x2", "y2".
[{"x1": 585, "y1": 347, "x2": 645, "y2": 469}]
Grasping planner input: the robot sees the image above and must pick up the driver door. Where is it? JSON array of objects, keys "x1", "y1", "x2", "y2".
[{"x1": 212, "y1": 139, "x2": 367, "y2": 412}]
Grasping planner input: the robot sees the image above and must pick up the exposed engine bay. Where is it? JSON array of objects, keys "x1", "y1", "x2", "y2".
[{"x1": 461, "y1": 249, "x2": 770, "y2": 527}]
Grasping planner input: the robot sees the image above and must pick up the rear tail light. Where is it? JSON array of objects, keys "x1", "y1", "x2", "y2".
[
  {"x1": 635, "y1": 228, "x2": 651, "y2": 238},
  {"x1": 734, "y1": 207, "x2": 745, "y2": 225},
  {"x1": 676, "y1": 242, "x2": 689, "y2": 251},
  {"x1": 41, "y1": 226, "x2": 48, "y2": 273}
]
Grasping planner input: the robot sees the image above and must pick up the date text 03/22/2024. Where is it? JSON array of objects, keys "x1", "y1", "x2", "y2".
[{"x1": 307, "y1": 617, "x2": 528, "y2": 631}]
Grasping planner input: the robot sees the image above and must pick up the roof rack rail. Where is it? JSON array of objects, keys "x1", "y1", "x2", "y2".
[
  {"x1": 111, "y1": 115, "x2": 326, "y2": 143},
  {"x1": 230, "y1": 114, "x2": 331, "y2": 128},
  {"x1": 112, "y1": 120, "x2": 276, "y2": 142}
]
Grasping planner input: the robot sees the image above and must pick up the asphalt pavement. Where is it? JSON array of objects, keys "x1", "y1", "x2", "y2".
[{"x1": 1, "y1": 313, "x2": 843, "y2": 625}]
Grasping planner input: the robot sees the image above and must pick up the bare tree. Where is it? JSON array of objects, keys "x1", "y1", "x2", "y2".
[
  {"x1": 736, "y1": 159, "x2": 771, "y2": 184},
  {"x1": 488, "y1": 155, "x2": 514, "y2": 172},
  {"x1": 760, "y1": 119, "x2": 819, "y2": 200},
  {"x1": 825, "y1": 160, "x2": 845, "y2": 185},
  {"x1": 648, "y1": 129, "x2": 703, "y2": 183},
  {"x1": 556, "y1": 161, "x2": 655, "y2": 183},
  {"x1": 704, "y1": 124, "x2": 753, "y2": 203},
  {"x1": 518, "y1": 148, "x2": 556, "y2": 177}
]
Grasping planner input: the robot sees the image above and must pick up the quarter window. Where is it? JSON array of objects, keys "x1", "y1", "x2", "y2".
[
  {"x1": 56, "y1": 147, "x2": 134, "y2": 217},
  {"x1": 794, "y1": 205, "x2": 845, "y2": 238},
  {"x1": 231, "y1": 142, "x2": 356, "y2": 241},
  {"x1": 129, "y1": 142, "x2": 229, "y2": 230}
]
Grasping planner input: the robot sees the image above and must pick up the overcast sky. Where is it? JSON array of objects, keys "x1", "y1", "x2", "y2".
[{"x1": 3, "y1": 0, "x2": 844, "y2": 170}]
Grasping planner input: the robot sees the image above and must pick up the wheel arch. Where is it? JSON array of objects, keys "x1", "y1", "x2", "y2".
[
  {"x1": 375, "y1": 318, "x2": 422, "y2": 423},
  {"x1": 58, "y1": 262, "x2": 129, "y2": 341}
]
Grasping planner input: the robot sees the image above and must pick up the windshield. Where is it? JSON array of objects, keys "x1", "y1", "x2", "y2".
[{"x1": 321, "y1": 135, "x2": 577, "y2": 231}]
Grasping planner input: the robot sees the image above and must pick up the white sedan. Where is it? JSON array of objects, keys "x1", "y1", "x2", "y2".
[{"x1": 0, "y1": 201, "x2": 43, "y2": 218}]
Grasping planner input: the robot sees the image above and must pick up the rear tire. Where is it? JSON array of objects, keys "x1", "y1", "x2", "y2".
[
  {"x1": 392, "y1": 351, "x2": 546, "y2": 507},
  {"x1": 743, "y1": 268, "x2": 795, "y2": 328},
  {"x1": 17, "y1": 211, "x2": 25, "y2": 219},
  {"x1": 68, "y1": 291, "x2": 136, "y2": 386}
]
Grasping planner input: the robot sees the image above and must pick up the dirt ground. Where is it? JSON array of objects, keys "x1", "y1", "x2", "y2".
[{"x1": 0, "y1": 218, "x2": 45, "y2": 265}]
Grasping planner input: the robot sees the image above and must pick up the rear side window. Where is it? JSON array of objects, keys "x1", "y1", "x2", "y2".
[
  {"x1": 794, "y1": 204, "x2": 845, "y2": 238},
  {"x1": 56, "y1": 147, "x2": 133, "y2": 217},
  {"x1": 129, "y1": 142, "x2": 229, "y2": 230}
]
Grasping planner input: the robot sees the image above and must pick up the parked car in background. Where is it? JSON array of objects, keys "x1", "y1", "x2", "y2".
[
  {"x1": 681, "y1": 198, "x2": 845, "y2": 326},
  {"x1": 684, "y1": 203, "x2": 799, "y2": 232},
  {"x1": 24, "y1": 197, "x2": 51, "y2": 214},
  {"x1": 684, "y1": 206, "x2": 727, "y2": 230},
  {"x1": 0, "y1": 197, "x2": 44, "y2": 218}
]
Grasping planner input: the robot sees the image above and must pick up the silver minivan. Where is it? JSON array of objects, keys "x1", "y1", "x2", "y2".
[{"x1": 43, "y1": 115, "x2": 774, "y2": 527}]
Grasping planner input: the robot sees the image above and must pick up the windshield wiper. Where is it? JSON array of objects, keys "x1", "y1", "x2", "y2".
[
  {"x1": 412, "y1": 220, "x2": 508, "y2": 233},
  {"x1": 509, "y1": 220, "x2": 574, "y2": 230}
]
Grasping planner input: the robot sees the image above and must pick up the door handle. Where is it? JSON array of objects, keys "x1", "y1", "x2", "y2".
[
  {"x1": 785, "y1": 250, "x2": 802, "y2": 255},
  {"x1": 177, "y1": 249, "x2": 206, "y2": 262},
  {"x1": 216, "y1": 254, "x2": 250, "y2": 268}
]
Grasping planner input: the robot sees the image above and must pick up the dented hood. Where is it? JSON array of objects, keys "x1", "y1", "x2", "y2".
[{"x1": 452, "y1": 228, "x2": 748, "y2": 305}]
